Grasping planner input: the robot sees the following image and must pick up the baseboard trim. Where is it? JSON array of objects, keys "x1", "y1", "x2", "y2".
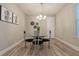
[
  {"x1": 0, "y1": 39, "x2": 24, "y2": 56},
  {"x1": 55, "y1": 37, "x2": 79, "y2": 51}
]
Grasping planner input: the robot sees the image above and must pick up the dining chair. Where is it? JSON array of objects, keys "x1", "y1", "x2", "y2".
[
  {"x1": 24, "y1": 31, "x2": 33, "y2": 48},
  {"x1": 43, "y1": 30, "x2": 51, "y2": 48}
]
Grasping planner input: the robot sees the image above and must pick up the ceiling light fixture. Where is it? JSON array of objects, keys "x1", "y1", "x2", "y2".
[{"x1": 36, "y1": 3, "x2": 47, "y2": 20}]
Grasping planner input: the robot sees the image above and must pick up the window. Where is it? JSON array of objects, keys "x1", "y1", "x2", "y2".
[{"x1": 75, "y1": 4, "x2": 79, "y2": 37}]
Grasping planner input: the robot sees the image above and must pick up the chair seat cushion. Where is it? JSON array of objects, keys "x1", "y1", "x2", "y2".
[
  {"x1": 43, "y1": 39, "x2": 50, "y2": 42},
  {"x1": 25, "y1": 39, "x2": 33, "y2": 42},
  {"x1": 32, "y1": 41, "x2": 43, "y2": 45}
]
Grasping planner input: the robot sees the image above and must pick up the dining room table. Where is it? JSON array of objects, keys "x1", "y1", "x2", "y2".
[{"x1": 32, "y1": 35, "x2": 46, "y2": 46}]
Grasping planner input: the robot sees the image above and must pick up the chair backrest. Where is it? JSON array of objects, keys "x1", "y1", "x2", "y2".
[
  {"x1": 24, "y1": 31, "x2": 26, "y2": 39},
  {"x1": 49, "y1": 30, "x2": 51, "y2": 40}
]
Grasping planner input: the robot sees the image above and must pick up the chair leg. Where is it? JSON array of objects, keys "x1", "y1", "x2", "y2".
[
  {"x1": 30, "y1": 42, "x2": 31, "y2": 47},
  {"x1": 25, "y1": 41, "x2": 26, "y2": 48},
  {"x1": 48, "y1": 41, "x2": 50, "y2": 48}
]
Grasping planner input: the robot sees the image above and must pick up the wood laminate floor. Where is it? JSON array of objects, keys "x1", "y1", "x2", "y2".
[{"x1": 3, "y1": 39, "x2": 79, "y2": 56}]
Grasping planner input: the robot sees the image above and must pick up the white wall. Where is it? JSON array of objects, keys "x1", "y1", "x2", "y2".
[
  {"x1": 25, "y1": 16, "x2": 55, "y2": 38},
  {"x1": 0, "y1": 4, "x2": 25, "y2": 51},
  {"x1": 55, "y1": 4, "x2": 79, "y2": 47}
]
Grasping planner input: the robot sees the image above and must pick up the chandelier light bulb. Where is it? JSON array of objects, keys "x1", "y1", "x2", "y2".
[
  {"x1": 39, "y1": 14, "x2": 42, "y2": 18},
  {"x1": 44, "y1": 15, "x2": 46, "y2": 18},
  {"x1": 36, "y1": 16, "x2": 39, "y2": 19},
  {"x1": 43, "y1": 15, "x2": 47, "y2": 20}
]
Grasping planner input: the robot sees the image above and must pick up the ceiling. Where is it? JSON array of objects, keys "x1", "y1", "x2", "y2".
[{"x1": 17, "y1": 3, "x2": 66, "y2": 16}]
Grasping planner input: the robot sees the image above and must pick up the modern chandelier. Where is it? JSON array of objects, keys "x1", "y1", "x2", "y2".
[{"x1": 36, "y1": 3, "x2": 47, "y2": 20}]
